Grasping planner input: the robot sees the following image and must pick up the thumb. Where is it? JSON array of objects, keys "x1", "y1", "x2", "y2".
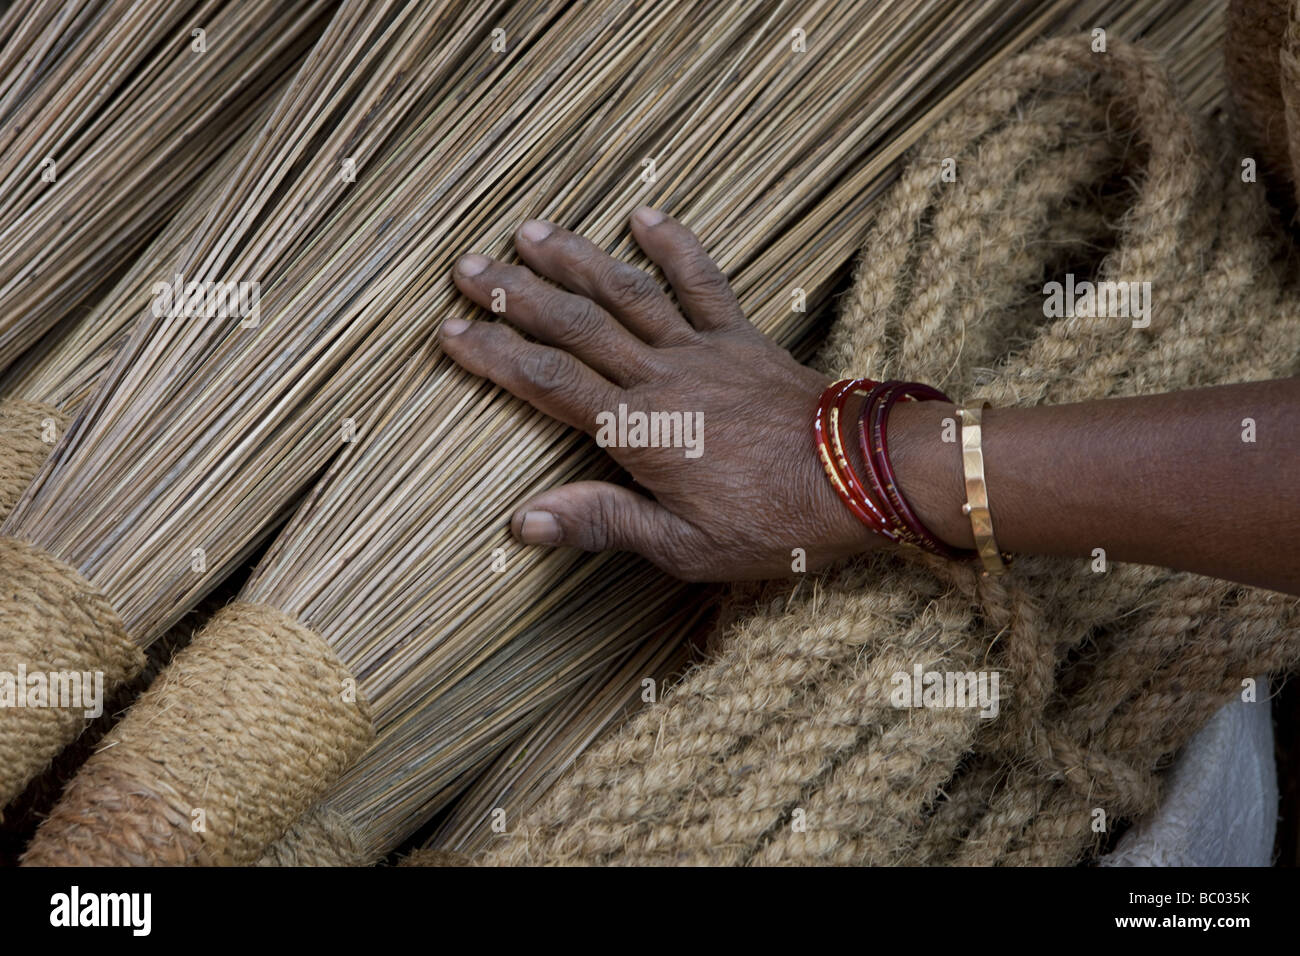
[{"x1": 511, "y1": 481, "x2": 703, "y2": 576}]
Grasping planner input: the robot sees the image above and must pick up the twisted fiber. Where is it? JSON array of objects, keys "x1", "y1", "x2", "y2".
[
  {"x1": 22, "y1": 602, "x2": 374, "y2": 866},
  {"x1": 483, "y1": 563, "x2": 950, "y2": 865},
  {"x1": 649, "y1": 578, "x2": 984, "y2": 866},
  {"x1": 750, "y1": 682, "x2": 985, "y2": 866},
  {"x1": 486, "y1": 35, "x2": 1300, "y2": 866},
  {"x1": 963, "y1": 588, "x2": 1300, "y2": 865},
  {"x1": 908, "y1": 760, "x2": 1005, "y2": 865},
  {"x1": 0, "y1": 399, "x2": 65, "y2": 522},
  {"x1": 256, "y1": 805, "x2": 377, "y2": 867},
  {"x1": 0, "y1": 536, "x2": 143, "y2": 810}
]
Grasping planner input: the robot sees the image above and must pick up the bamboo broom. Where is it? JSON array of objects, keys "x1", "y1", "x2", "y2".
[
  {"x1": 0, "y1": 91, "x2": 290, "y2": 522},
  {"x1": 0, "y1": 0, "x2": 336, "y2": 375},
  {"x1": 19, "y1": 0, "x2": 736, "y2": 862},
  {"x1": 0, "y1": 0, "x2": 565, "y2": 808},
  {"x1": 24, "y1": 0, "x2": 1117, "y2": 867},
  {"x1": 259, "y1": 0, "x2": 1234, "y2": 865}
]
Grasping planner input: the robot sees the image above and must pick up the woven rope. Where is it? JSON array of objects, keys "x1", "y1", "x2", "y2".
[
  {"x1": 0, "y1": 398, "x2": 65, "y2": 522},
  {"x1": 256, "y1": 805, "x2": 376, "y2": 867},
  {"x1": 479, "y1": 35, "x2": 1300, "y2": 867},
  {"x1": 0, "y1": 536, "x2": 144, "y2": 811},
  {"x1": 22, "y1": 601, "x2": 374, "y2": 865}
]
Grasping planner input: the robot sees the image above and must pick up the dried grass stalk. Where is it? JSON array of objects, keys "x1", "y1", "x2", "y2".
[{"x1": 0, "y1": 0, "x2": 334, "y2": 374}]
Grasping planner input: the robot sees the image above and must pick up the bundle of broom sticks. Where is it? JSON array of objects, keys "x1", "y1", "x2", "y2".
[
  {"x1": 20, "y1": 0, "x2": 1157, "y2": 866},
  {"x1": 0, "y1": 0, "x2": 541, "y2": 808},
  {"x1": 0, "y1": 0, "x2": 334, "y2": 373}
]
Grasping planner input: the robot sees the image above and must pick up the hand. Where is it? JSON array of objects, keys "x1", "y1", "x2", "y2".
[{"x1": 441, "y1": 207, "x2": 883, "y2": 581}]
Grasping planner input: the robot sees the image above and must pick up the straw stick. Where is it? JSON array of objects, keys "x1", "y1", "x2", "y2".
[
  {"x1": 0, "y1": 0, "x2": 335, "y2": 374},
  {"x1": 429, "y1": 611, "x2": 703, "y2": 855}
]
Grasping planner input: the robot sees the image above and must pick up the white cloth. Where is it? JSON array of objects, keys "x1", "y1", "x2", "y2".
[{"x1": 1100, "y1": 677, "x2": 1275, "y2": 867}]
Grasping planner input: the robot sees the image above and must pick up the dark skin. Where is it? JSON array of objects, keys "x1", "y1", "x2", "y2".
[{"x1": 441, "y1": 207, "x2": 1300, "y2": 596}]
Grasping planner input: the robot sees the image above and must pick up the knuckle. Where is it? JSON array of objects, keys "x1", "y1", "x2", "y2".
[
  {"x1": 676, "y1": 255, "x2": 732, "y2": 298},
  {"x1": 516, "y1": 347, "x2": 574, "y2": 394},
  {"x1": 601, "y1": 263, "x2": 662, "y2": 312},
  {"x1": 584, "y1": 489, "x2": 622, "y2": 551},
  {"x1": 556, "y1": 299, "x2": 608, "y2": 349}
]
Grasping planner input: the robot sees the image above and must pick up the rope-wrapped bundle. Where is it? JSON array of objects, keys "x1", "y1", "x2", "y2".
[
  {"x1": 477, "y1": 35, "x2": 1300, "y2": 867},
  {"x1": 0, "y1": 0, "x2": 528, "y2": 813}
]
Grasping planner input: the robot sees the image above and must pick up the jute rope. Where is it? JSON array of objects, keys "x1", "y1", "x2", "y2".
[
  {"x1": 474, "y1": 35, "x2": 1300, "y2": 866},
  {"x1": 0, "y1": 536, "x2": 144, "y2": 811},
  {"x1": 22, "y1": 602, "x2": 374, "y2": 865},
  {"x1": 0, "y1": 399, "x2": 64, "y2": 522},
  {"x1": 255, "y1": 805, "x2": 375, "y2": 867}
]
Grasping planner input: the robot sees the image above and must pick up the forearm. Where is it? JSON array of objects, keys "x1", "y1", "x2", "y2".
[{"x1": 884, "y1": 379, "x2": 1300, "y2": 594}]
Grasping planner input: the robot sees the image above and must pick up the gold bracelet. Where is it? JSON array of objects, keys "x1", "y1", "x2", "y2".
[{"x1": 956, "y1": 403, "x2": 1008, "y2": 576}]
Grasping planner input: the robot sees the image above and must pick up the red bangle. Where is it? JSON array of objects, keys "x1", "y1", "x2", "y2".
[
  {"x1": 860, "y1": 381, "x2": 971, "y2": 559},
  {"x1": 813, "y1": 378, "x2": 897, "y2": 540}
]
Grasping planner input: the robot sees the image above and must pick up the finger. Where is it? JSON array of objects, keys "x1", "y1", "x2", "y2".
[
  {"x1": 628, "y1": 207, "x2": 747, "y2": 333},
  {"x1": 511, "y1": 481, "x2": 709, "y2": 580},
  {"x1": 513, "y1": 219, "x2": 696, "y2": 347},
  {"x1": 439, "y1": 318, "x2": 620, "y2": 435},
  {"x1": 453, "y1": 253, "x2": 657, "y2": 385}
]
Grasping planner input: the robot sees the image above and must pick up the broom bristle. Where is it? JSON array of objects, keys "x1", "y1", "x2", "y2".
[{"x1": 0, "y1": 0, "x2": 335, "y2": 375}]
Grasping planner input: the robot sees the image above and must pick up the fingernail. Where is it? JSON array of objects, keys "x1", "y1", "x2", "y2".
[
  {"x1": 632, "y1": 206, "x2": 665, "y2": 227},
  {"x1": 518, "y1": 219, "x2": 553, "y2": 243},
  {"x1": 456, "y1": 254, "x2": 490, "y2": 276},
  {"x1": 441, "y1": 317, "x2": 470, "y2": 337},
  {"x1": 518, "y1": 510, "x2": 562, "y2": 544}
]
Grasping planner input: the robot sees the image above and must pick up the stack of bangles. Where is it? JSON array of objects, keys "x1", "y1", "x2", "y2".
[{"x1": 813, "y1": 377, "x2": 1010, "y2": 574}]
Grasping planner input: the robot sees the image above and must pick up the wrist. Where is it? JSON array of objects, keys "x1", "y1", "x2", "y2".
[{"x1": 883, "y1": 399, "x2": 974, "y2": 551}]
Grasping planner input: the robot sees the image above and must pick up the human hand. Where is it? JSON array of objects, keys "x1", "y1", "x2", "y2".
[{"x1": 441, "y1": 207, "x2": 884, "y2": 581}]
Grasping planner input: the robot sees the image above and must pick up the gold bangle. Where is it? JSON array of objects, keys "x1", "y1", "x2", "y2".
[{"x1": 956, "y1": 403, "x2": 1009, "y2": 576}]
